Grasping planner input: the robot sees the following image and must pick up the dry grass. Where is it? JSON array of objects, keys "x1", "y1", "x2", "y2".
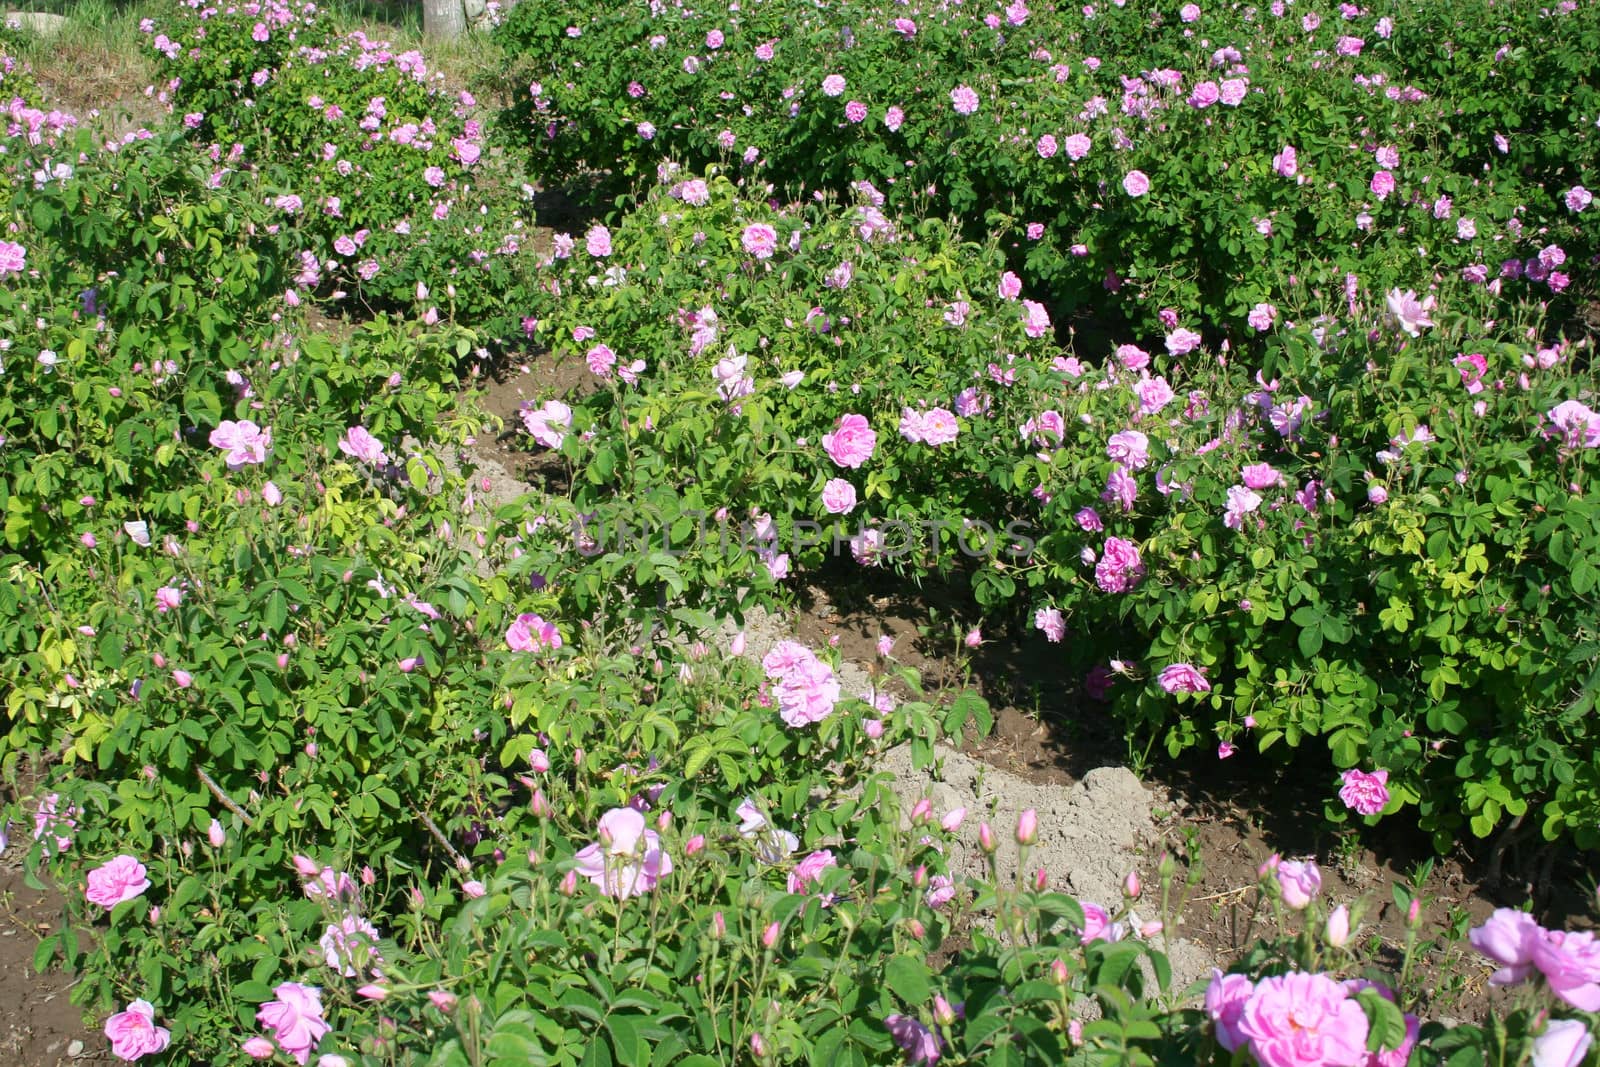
[{"x1": 4, "y1": 0, "x2": 161, "y2": 129}]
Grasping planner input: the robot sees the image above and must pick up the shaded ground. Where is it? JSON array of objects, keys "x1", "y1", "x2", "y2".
[{"x1": 1, "y1": 854, "x2": 112, "y2": 1066}]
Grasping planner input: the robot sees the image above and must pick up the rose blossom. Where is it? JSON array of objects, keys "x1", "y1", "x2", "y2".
[
  {"x1": 338, "y1": 425, "x2": 388, "y2": 467},
  {"x1": 1034, "y1": 607, "x2": 1066, "y2": 642},
  {"x1": 573, "y1": 807, "x2": 674, "y2": 899},
  {"x1": 821, "y1": 478, "x2": 858, "y2": 515},
  {"x1": 1275, "y1": 859, "x2": 1321, "y2": 909},
  {"x1": 257, "y1": 983, "x2": 329, "y2": 1065},
  {"x1": 822, "y1": 413, "x2": 877, "y2": 468},
  {"x1": 741, "y1": 222, "x2": 779, "y2": 259},
  {"x1": 1094, "y1": 537, "x2": 1145, "y2": 593},
  {"x1": 104, "y1": 1000, "x2": 171, "y2": 1061},
  {"x1": 86, "y1": 855, "x2": 151, "y2": 909},
  {"x1": 1158, "y1": 663, "x2": 1210, "y2": 694},
  {"x1": 1532, "y1": 1019, "x2": 1593, "y2": 1067},
  {"x1": 1236, "y1": 972, "x2": 1369, "y2": 1066},
  {"x1": 787, "y1": 848, "x2": 837, "y2": 899},
  {"x1": 1123, "y1": 170, "x2": 1150, "y2": 197},
  {"x1": 1205, "y1": 970, "x2": 1254, "y2": 1051},
  {"x1": 1337, "y1": 768, "x2": 1390, "y2": 816},
  {"x1": 506, "y1": 612, "x2": 561, "y2": 652}
]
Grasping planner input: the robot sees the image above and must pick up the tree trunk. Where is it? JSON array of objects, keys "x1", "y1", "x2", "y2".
[{"x1": 423, "y1": 0, "x2": 467, "y2": 42}]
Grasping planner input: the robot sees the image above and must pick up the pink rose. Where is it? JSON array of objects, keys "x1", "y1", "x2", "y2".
[
  {"x1": 1532, "y1": 1019, "x2": 1593, "y2": 1067},
  {"x1": 1237, "y1": 972, "x2": 1368, "y2": 1066},
  {"x1": 1532, "y1": 929, "x2": 1600, "y2": 1011},
  {"x1": 1094, "y1": 537, "x2": 1145, "y2": 593},
  {"x1": 1123, "y1": 170, "x2": 1150, "y2": 197},
  {"x1": 822, "y1": 413, "x2": 877, "y2": 468},
  {"x1": 1205, "y1": 971, "x2": 1253, "y2": 1051},
  {"x1": 104, "y1": 1000, "x2": 171, "y2": 1061},
  {"x1": 1470, "y1": 909, "x2": 1542, "y2": 985},
  {"x1": 506, "y1": 612, "x2": 562, "y2": 652},
  {"x1": 1275, "y1": 859, "x2": 1321, "y2": 909},
  {"x1": 1337, "y1": 768, "x2": 1390, "y2": 816},
  {"x1": 572, "y1": 807, "x2": 674, "y2": 899},
  {"x1": 337, "y1": 426, "x2": 388, "y2": 467},
  {"x1": 86, "y1": 855, "x2": 151, "y2": 909},
  {"x1": 242, "y1": 1036, "x2": 277, "y2": 1059},
  {"x1": 787, "y1": 848, "x2": 838, "y2": 897},
  {"x1": 257, "y1": 982, "x2": 330, "y2": 1066},
  {"x1": 1158, "y1": 663, "x2": 1210, "y2": 694},
  {"x1": 821, "y1": 478, "x2": 858, "y2": 515},
  {"x1": 741, "y1": 223, "x2": 779, "y2": 260}
]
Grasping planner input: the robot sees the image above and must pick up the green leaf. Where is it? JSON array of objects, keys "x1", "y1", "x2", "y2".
[{"x1": 885, "y1": 955, "x2": 932, "y2": 1006}]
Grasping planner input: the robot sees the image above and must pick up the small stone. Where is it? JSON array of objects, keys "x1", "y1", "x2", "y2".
[{"x1": 66, "y1": 1040, "x2": 84, "y2": 1057}]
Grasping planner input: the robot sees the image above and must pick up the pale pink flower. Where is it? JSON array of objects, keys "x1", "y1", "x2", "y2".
[
  {"x1": 209, "y1": 420, "x2": 272, "y2": 469},
  {"x1": 1247, "y1": 303, "x2": 1277, "y2": 331},
  {"x1": 86, "y1": 855, "x2": 151, "y2": 908},
  {"x1": 521, "y1": 399, "x2": 572, "y2": 449},
  {"x1": 585, "y1": 225, "x2": 612, "y2": 257},
  {"x1": 1237, "y1": 973, "x2": 1368, "y2": 1066},
  {"x1": 1165, "y1": 327, "x2": 1202, "y2": 355},
  {"x1": 821, "y1": 478, "x2": 858, "y2": 514},
  {"x1": 320, "y1": 914, "x2": 383, "y2": 978},
  {"x1": 1384, "y1": 288, "x2": 1435, "y2": 336},
  {"x1": 1095, "y1": 537, "x2": 1144, "y2": 593},
  {"x1": 1240, "y1": 463, "x2": 1284, "y2": 490},
  {"x1": 573, "y1": 807, "x2": 673, "y2": 899},
  {"x1": 1123, "y1": 170, "x2": 1150, "y2": 197},
  {"x1": 741, "y1": 223, "x2": 779, "y2": 259},
  {"x1": 0, "y1": 240, "x2": 27, "y2": 276},
  {"x1": 337, "y1": 426, "x2": 388, "y2": 467},
  {"x1": 1548, "y1": 400, "x2": 1600, "y2": 448},
  {"x1": 1470, "y1": 908, "x2": 1542, "y2": 986},
  {"x1": 104, "y1": 1000, "x2": 171, "y2": 1061},
  {"x1": 1532, "y1": 930, "x2": 1600, "y2": 1011},
  {"x1": 257, "y1": 982, "x2": 329, "y2": 1066},
  {"x1": 1107, "y1": 430, "x2": 1150, "y2": 469},
  {"x1": 787, "y1": 848, "x2": 837, "y2": 897},
  {"x1": 1532, "y1": 1019, "x2": 1592, "y2": 1067},
  {"x1": 1205, "y1": 970, "x2": 1254, "y2": 1052},
  {"x1": 950, "y1": 85, "x2": 980, "y2": 115},
  {"x1": 1034, "y1": 607, "x2": 1066, "y2": 642},
  {"x1": 1021, "y1": 299, "x2": 1052, "y2": 337},
  {"x1": 920, "y1": 408, "x2": 959, "y2": 444},
  {"x1": 822, "y1": 413, "x2": 877, "y2": 468},
  {"x1": 1275, "y1": 860, "x2": 1321, "y2": 909}
]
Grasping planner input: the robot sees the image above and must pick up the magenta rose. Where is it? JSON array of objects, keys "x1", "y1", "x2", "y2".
[
  {"x1": 1274, "y1": 859, "x2": 1322, "y2": 909},
  {"x1": 1337, "y1": 768, "x2": 1390, "y2": 816},
  {"x1": 822, "y1": 413, "x2": 877, "y2": 469},
  {"x1": 86, "y1": 855, "x2": 151, "y2": 909},
  {"x1": 1094, "y1": 537, "x2": 1145, "y2": 593}
]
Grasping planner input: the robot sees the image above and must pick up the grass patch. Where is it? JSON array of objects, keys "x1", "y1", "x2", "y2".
[{"x1": 3, "y1": 0, "x2": 160, "y2": 124}]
